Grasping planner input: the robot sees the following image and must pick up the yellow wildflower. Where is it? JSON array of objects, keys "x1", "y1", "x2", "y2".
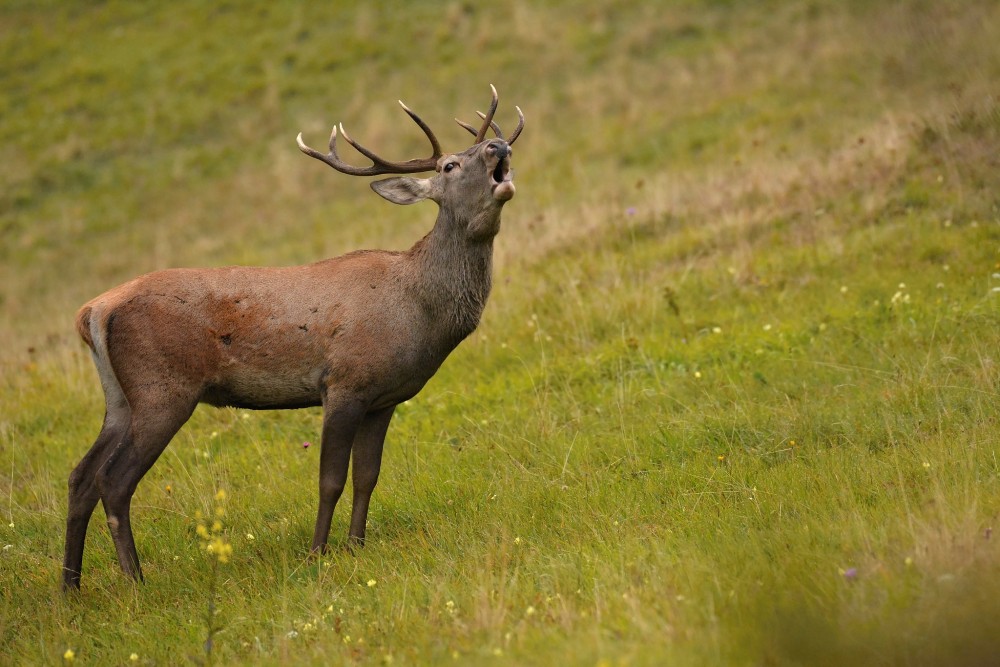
[{"x1": 206, "y1": 537, "x2": 233, "y2": 563}]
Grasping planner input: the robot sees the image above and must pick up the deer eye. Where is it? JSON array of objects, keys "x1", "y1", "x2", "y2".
[{"x1": 443, "y1": 162, "x2": 458, "y2": 173}]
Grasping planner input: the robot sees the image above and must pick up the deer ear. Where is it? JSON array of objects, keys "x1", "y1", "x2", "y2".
[{"x1": 371, "y1": 177, "x2": 433, "y2": 205}]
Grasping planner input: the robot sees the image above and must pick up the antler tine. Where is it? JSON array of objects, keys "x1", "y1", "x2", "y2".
[
  {"x1": 296, "y1": 127, "x2": 381, "y2": 177},
  {"x1": 459, "y1": 103, "x2": 523, "y2": 145},
  {"x1": 336, "y1": 122, "x2": 392, "y2": 166},
  {"x1": 456, "y1": 84, "x2": 508, "y2": 142},
  {"x1": 296, "y1": 101, "x2": 444, "y2": 176},
  {"x1": 507, "y1": 105, "x2": 525, "y2": 145},
  {"x1": 398, "y1": 100, "x2": 443, "y2": 159},
  {"x1": 455, "y1": 118, "x2": 479, "y2": 137},
  {"x1": 475, "y1": 111, "x2": 504, "y2": 140},
  {"x1": 474, "y1": 84, "x2": 499, "y2": 143}
]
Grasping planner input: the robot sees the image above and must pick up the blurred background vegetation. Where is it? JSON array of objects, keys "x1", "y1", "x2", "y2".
[{"x1": 5, "y1": 0, "x2": 995, "y2": 355}]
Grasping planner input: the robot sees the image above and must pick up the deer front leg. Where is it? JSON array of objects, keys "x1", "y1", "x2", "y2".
[
  {"x1": 348, "y1": 406, "x2": 395, "y2": 545},
  {"x1": 311, "y1": 399, "x2": 365, "y2": 554}
]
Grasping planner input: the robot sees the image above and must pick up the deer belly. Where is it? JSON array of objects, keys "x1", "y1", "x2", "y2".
[{"x1": 202, "y1": 351, "x2": 325, "y2": 409}]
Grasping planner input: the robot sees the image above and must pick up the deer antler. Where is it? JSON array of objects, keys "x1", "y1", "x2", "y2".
[
  {"x1": 456, "y1": 84, "x2": 524, "y2": 146},
  {"x1": 297, "y1": 100, "x2": 444, "y2": 176}
]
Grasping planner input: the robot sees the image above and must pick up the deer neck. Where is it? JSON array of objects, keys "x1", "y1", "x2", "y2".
[{"x1": 405, "y1": 207, "x2": 500, "y2": 342}]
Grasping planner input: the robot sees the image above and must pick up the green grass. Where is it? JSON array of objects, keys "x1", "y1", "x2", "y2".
[{"x1": 3, "y1": 1, "x2": 1000, "y2": 664}]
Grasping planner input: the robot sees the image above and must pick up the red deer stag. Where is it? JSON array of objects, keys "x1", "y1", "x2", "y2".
[{"x1": 63, "y1": 86, "x2": 523, "y2": 590}]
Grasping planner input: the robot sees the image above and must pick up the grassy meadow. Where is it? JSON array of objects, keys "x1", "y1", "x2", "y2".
[{"x1": 3, "y1": 1, "x2": 1000, "y2": 664}]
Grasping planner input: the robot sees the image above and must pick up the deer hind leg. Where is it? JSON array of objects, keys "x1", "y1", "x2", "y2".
[
  {"x1": 63, "y1": 341, "x2": 132, "y2": 591},
  {"x1": 95, "y1": 395, "x2": 196, "y2": 583},
  {"x1": 63, "y1": 408, "x2": 129, "y2": 590},
  {"x1": 348, "y1": 406, "x2": 395, "y2": 545}
]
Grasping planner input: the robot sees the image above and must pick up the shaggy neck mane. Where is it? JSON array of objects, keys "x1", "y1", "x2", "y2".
[{"x1": 405, "y1": 209, "x2": 498, "y2": 343}]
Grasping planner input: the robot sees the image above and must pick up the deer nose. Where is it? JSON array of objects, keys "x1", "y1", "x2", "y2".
[{"x1": 487, "y1": 141, "x2": 509, "y2": 159}]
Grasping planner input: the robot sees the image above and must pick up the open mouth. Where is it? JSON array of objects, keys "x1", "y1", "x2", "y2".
[
  {"x1": 489, "y1": 156, "x2": 515, "y2": 202},
  {"x1": 490, "y1": 156, "x2": 512, "y2": 187}
]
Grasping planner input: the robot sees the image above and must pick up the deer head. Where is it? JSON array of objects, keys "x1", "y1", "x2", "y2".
[{"x1": 297, "y1": 84, "x2": 523, "y2": 239}]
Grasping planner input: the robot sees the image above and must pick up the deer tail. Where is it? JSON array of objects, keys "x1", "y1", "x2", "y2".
[{"x1": 76, "y1": 305, "x2": 96, "y2": 351}]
